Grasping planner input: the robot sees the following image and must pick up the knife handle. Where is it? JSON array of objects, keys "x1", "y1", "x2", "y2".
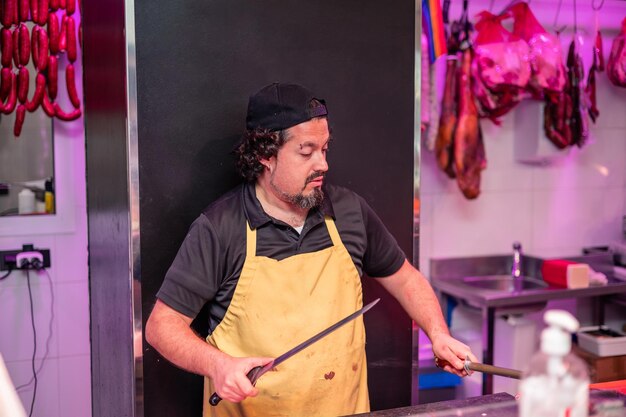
[{"x1": 209, "y1": 366, "x2": 264, "y2": 406}]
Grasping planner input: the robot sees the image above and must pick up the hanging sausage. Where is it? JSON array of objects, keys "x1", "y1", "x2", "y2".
[{"x1": 0, "y1": 0, "x2": 82, "y2": 137}]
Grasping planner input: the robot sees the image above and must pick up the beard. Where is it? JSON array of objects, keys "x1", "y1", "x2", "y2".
[{"x1": 270, "y1": 171, "x2": 325, "y2": 210}]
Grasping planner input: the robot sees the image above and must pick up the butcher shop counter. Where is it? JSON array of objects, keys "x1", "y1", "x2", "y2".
[
  {"x1": 348, "y1": 390, "x2": 626, "y2": 417},
  {"x1": 429, "y1": 253, "x2": 626, "y2": 395}
]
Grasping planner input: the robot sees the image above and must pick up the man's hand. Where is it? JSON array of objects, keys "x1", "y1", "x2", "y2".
[
  {"x1": 430, "y1": 333, "x2": 478, "y2": 377},
  {"x1": 146, "y1": 300, "x2": 274, "y2": 403},
  {"x1": 210, "y1": 356, "x2": 273, "y2": 403}
]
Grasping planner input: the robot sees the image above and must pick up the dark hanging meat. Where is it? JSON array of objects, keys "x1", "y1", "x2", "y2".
[
  {"x1": 435, "y1": 22, "x2": 461, "y2": 179},
  {"x1": 567, "y1": 40, "x2": 589, "y2": 147},
  {"x1": 594, "y1": 31, "x2": 605, "y2": 72},
  {"x1": 585, "y1": 30, "x2": 604, "y2": 123},
  {"x1": 454, "y1": 47, "x2": 485, "y2": 200},
  {"x1": 543, "y1": 89, "x2": 573, "y2": 149},
  {"x1": 607, "y1": 18, "x2": 626, "y2": 88}
]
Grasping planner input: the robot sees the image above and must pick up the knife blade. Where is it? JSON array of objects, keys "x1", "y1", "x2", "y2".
[{"x1": 209, "y1": 297, "x2": 380, "y2": 406}]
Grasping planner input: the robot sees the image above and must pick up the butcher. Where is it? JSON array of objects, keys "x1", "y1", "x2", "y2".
[{"x1": 145, "y1": 82, "x2": 477, "y2": 417}]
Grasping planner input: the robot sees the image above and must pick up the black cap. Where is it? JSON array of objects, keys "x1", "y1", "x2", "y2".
[{"x1": 245, "y1": 83, "x2": 328, "y2": 131}]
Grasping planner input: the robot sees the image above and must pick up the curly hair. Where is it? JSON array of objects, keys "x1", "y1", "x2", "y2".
[
  {"x1": 233, "y1": 128, "x2": 287, "y2": 182},
  {"x1": 234, "y1": 98, "x2": 327, "y2": 181}
]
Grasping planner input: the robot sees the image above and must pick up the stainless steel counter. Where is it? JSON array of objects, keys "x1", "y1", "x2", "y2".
[
  {"x1": 429, "y1": 253, "x2": 626, "y2": 395},
  {"x1": 348, "y1": 390, "x2": 626, "y2": 417},
  {"x1": 348, "y1": 393, "x2": 516, "y2": 417},
  {"x1": 431, "y1": 274, "x2": 626, "y2": 309}
]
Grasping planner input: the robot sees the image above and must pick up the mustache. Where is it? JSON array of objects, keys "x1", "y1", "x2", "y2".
[{"x1": 306, "y1": 171, "x2": 326, "y2": 184}]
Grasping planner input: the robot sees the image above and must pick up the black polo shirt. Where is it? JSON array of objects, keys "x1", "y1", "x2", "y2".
[{"x1": 157, "y1": 182, "x2": 406, "y2": 332}]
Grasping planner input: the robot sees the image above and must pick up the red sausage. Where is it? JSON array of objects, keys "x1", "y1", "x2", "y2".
[
  {"x1": 66, "y1": 63, "x2": 79, "y2": 108},
  {"x1": 48, "y1": 12, "x2": 59, "y2": 53},
  {"x1": 31, "y1": 26, "x2": 40, "y2": 68},
  {"x1": 41, "y1": 88, "x2": 54, "y2": 116},
  {"x1": 25, "y1": 71, "x2": 44, "y2": 111},
  {"x1": 53, "y1": 101, "x2": 81, "y2": 121},
  {"x1": 66, "y1": 0, "x2": 75, "y2": 15},
  {"x1": 18, "y1": 0, "x2": 29, "y2": 22},
  {"x1": 1, "y1": 28, "x2": 12, "y2": 67},
  {"x1": 2, "y1": 0, "x2": 13, "y2": 27},
  {"x1": 37, "y1": 26, "x2": 47, "y2": 70},
  {"x1": 0, "y1": 67, "x2": 11, "y2": 100},
  {"x1": 17, "y1": 65, "x2": 28, "y2": 103},
  {"x1": 13, "y1": 103, "x2": 25, "y2": 136},
  {"x1": 58, "y1": 13, "x2": 67, "y2": 52},
  {"x1": 47, "y1": 54, "x2": 57, "y2": 99},
  {"x1": 66, "y1": 15, "x2": 75, "y2": 62},
  {"x1": 18, "y1": 23, "x2": 29, "y2": 66},
  {"x1": 2, "y1": 0, "x2": 16, "y2": 27},
  {"x1": 50, "y1": 0, "x2": 59, "y2": 11},
  {"x1": 37, "y1": 0, "x2": 48, "y2": 26},
  {"x1": 12, "y1": 27, "x2": 19, "y2": 67},
  {"x1": 59, "y1": 0, "x2": 65, "y2": 9},
  {"x1": 29, "y1": 0, "x2": 38, "y2": 24},
  {"x1": 0, "y1": 71, "x2": 17, "y2": 114}
]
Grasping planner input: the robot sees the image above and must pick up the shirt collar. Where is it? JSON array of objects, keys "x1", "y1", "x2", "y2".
[{"x1": 242, "y1": 182, "x2": 335, "y2": 229}]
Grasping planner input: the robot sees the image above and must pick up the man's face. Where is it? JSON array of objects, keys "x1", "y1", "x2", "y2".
[{"x1": 265, "y1": 117, "x2": 330, "y2": 209}]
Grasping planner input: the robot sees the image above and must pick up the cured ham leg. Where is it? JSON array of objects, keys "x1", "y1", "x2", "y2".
[
  {"x1": 435, "y1": 55, "x2": 458, "y2": 178},
  {"x1": 454, "y1": 47, "x2": 485, "y2": 200}
]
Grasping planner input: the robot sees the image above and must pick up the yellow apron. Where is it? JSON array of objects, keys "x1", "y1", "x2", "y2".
[{"x1": 203, "y1": 217, "x2": 369, "y2": 417}]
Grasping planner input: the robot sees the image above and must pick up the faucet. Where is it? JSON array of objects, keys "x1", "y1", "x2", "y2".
[{"x1": 512, "y1": 242, "x2": 522, "y2": 279}]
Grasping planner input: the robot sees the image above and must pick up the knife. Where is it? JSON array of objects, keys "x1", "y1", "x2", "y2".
[
  {"x1": 435, "y1": 355, "x2": 522, "y2": 380},
  {"x1": 209, "y1": 297, "x2": 381, "y2": 406}
]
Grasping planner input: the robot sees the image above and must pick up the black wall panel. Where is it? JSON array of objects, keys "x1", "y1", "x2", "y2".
[{"x1": 135, "y1": 1, "x2": 415, "y2": 415}]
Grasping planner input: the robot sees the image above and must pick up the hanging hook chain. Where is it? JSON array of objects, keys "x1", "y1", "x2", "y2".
[
  {"x1": 553, "y1": 0, "x2": 566, "y2": 34},
  {"x1": 592, "y1": 0, "x2": 604, "y2": 11},
  {"x1": 573, "y1": 0, "x2": 578, "y2": 34}
]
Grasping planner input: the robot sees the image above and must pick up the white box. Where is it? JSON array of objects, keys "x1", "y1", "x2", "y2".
[{"x1": 577, "y1": 326, "x2": 626, "y2": 357}]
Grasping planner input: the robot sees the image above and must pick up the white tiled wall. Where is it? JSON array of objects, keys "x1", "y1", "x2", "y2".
[
  {"x1": 419, "y1": 0, "x2": 626, "y2": 276},
  {"x1": 0, "y1": 24, "x2": 89, "y2": 415}
]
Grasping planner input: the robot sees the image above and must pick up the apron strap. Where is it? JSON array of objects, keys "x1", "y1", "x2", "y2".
[
  {"x1": 246, "y1": 221, "x2": 256, "y2": 256},
  {"x1": 324, "y1": 216, "x2": 342, "y2": 247}
]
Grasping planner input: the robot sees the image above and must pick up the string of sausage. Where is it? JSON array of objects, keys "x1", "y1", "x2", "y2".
[{"x1": 0, "y1": 0, "x2": 81, "y2": 137}]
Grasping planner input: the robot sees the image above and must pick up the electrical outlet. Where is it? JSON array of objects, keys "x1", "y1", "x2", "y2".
[
  {"x1": 0, "y1": 244, "x2": 51, "y2": 271},
  {"x1": 16, "y1": 251, "x2": 45, "y2": 269}
]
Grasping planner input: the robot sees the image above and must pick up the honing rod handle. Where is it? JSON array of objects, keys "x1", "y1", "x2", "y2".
[{"x1": 434, "y1": 356, "x2": 522, "y2": 380}]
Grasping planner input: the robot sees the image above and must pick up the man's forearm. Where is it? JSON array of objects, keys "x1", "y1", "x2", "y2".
[
  {"x1": 374, "y1": 260, "x2": 450, "y2": 339},
  {"x1": 145, "y1": 300, "x2": 224, "y2": 378}
]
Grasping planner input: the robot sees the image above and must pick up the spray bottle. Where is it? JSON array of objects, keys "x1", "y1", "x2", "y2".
[{"x1": 519, "y1": 310, "x2": 589, "y2": 417}]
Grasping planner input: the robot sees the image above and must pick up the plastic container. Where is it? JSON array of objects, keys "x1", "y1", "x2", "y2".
[
  {"x1": 577, "y1": 326, "x2": 626, "y2": 357},
  {"x1": 519, "y1": 310, "x2": 589, "y2": 417},
  {"x1": 18, "y1": 189, "x2": 35, "y2": 214}
]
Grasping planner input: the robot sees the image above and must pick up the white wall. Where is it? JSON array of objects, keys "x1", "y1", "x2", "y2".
[
  {"x1": 0, "y1": 12, "x2": 90, "y2": 417},
  {"x1": 420, "y1": 0, "x2": 626, "y2": 276},
  {"x1": 0, "y1": 120, "x2": 90, "y2": 417}
]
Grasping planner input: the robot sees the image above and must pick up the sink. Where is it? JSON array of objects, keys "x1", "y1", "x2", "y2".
[{"x1": 462, "y1": 275, "x2": 548, "y2": 292}]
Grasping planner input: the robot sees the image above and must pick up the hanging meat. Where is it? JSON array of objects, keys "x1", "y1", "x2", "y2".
[
  {"x1": 586, "y1": 31, "x2": 604, "y2": 123},
  {"x1": 454, "y1": 46, "x2": 486, "y2": 200},
  {"x1": 508, "y1": 2, "x2": 567, "y2": 96},
  {"x1": 607, "y1": 17, "x2": 626, "y2": 88},
  {"x1": 435, "y1": 21, "x2": 462, "y2": 179},
  {"x1": 471, "y1": 10, "x2": 530, "y2": 122},
  {"x1": 543, "y1": 88, "x2": 573, "y2": 149},
  {"x1": 567, "y1": 39, "x2": 589, "y2": 148},
  {"x1": 0, "y1": 0, "x2": 82, "y2": 137},
  {"x1": 544, "y1": 37, "x2": 590, "y2": 150}
]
